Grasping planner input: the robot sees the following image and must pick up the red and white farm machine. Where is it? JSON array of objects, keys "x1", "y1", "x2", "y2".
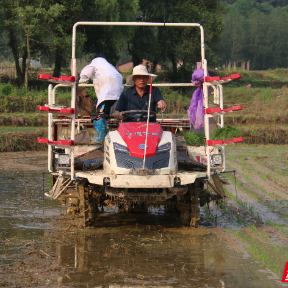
[{"x1": 37, "y1": 21, "x2": 242, "y2": 227}]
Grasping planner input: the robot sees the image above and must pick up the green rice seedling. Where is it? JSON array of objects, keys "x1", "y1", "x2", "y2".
[
  {"x1": 268, "y1": 220, "x2": 288, "y2": 236},
  {"x1": 257, "y1": 213, "x2": 262, "y2": 222},
  {"x1": 233, "y1": 230, "x2": 241, "y2": 239},
  {"x1": 226, "y1": 155, "x2": 234, "y2": 161},
  {"x1": 203, "y1": 205, "x2": 217, "y2": 224},
  {"x1": 250, "y1": 224, "x2": 258, "y2": 234},
  {"x1": 223, "y1": 185, "x2": 253, "y2": 215},
  {"x1": 218, "y1": 202, "x2": 246, "y2": 226},
  {"x1": 245, "y1": 239, "x2": 280, "y2": 275},
  {"x1": 210, "y1": 126, "x2": 243, "y2": 141},
  {"x1": 225, "y1": 205, "x2": 236, "y2": 219},
  {"x1": 236, "y1": 215, "x2": 246, "y2": 226},
  {"x1": 183, "y1": 132, "x2": 205, "y2": 146},
  {"x1": 227, "y1": 172, "x2": 264, "y2": 204},
  {"x1": 276, "y1": 198, "x2": 286, "y2": 205},
  {"x1": 274, "y1": 244, "x2": 284, "y2": 254},
  {"x1": 259, "y1": 173, "x2": 267, "y2": 181},
  {"x1": 272, "y1": 263, "x2": 280, "y2": 274}
]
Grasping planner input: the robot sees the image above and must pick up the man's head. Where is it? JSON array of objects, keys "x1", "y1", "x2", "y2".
[
  {"x1": 126, "y1": 65, "x2": 157, "y2": 87},
  {"x1": 133, "y1": 75, "x2": 149, "y2": 89}
]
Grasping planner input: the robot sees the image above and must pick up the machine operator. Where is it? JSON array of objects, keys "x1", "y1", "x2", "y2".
[{"x1": 115, "y1": 65, "x2": 167, "y2": 122}]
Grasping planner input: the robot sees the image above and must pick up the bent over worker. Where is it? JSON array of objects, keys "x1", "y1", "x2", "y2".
[
  {"x1": 79, "y1": 56, "x2": 123, "y2": 143},
  {"x1": 115, "y1": 65, "x2": 167, "y2": 122}
]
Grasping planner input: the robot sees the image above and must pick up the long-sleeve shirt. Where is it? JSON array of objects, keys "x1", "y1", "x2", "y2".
[
  {"x1": 115, "y1": 86, "x2": 163, "y2": 122},
  {"x1": 79, "y1": 57, "x2": 124, "y2": 108}
]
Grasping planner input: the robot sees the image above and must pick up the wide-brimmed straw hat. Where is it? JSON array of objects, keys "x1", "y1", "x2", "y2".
[{"x1": 126, "y1": 65, "x2": 158, "y2": 86}]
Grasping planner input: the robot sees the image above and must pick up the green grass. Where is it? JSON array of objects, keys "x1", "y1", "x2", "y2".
[
  {"x1": 0, "y1": 126, "x2": 46, "y2": 133},
  {"x1": 258, "y1": 87, "x2": 274, "y2": 102},
  {"x1": 0, "y1": 82, "x2": 96, "y2": 113}
]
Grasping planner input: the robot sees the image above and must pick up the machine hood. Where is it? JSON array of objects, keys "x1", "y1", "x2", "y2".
[{"x1": 117, "y1": 122, "x2": 163, "y2": 158}]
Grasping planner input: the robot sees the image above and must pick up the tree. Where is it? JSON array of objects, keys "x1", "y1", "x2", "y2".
[
  {"x1": 217, "y1": 0, "x2": 288, "y2": 69},
  {"x1": 0, "y1": 0, "x2": 66, "y2": 85},
  {"x1": 43, "y1": 0, "x2": 84, "y2": 77},
  {"x1": 82, "y1": 0, "x2": 140, "y2": 66},
  {"x1": 127, "y1": 0, "x2": 225, "y2": 78},
  {"x1": 14, "y1": 0, "x2": 47, "y2": 87},
  {"x1": 1, "y1": 0, "x2": 24, "y2": 85}
]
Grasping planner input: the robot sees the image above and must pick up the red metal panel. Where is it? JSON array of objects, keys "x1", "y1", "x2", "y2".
[{"x1": 117, "y1": 122, "x2": 163, "y2": 159}]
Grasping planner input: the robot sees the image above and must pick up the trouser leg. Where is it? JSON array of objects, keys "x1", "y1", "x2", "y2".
[
  {"x1": 90, "y1": 100, "x2": 116, "y2": 122},
  {"x1": 91, "y1": 117, "x2": 108, "y2": 143},
  {"x1": 90, "y1": 100, "x2": 116, "y2": 143}
]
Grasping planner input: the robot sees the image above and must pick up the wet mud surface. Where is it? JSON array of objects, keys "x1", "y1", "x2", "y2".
[{"x1": 0, "y1": 149, "x2": 288, "y2": 287}]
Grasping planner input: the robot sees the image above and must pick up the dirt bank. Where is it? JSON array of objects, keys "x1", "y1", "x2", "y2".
[
  {"x1": 0, "y1": 114, "x2": 48, "y2": 127},
  {"x1": 0, "y1": 130, "x2": 47, "y2": 152}
]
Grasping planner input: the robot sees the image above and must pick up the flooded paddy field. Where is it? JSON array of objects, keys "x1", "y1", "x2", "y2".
[{"x1": 0, "y1": 147, "x2": 288, "y2": 287}]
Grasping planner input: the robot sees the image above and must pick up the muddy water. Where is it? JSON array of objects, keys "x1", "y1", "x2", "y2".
[
  {"x1": 0, "y1": 152, "x2": 66, "y2": 267},
  {"x1": 0, "y1": 152, "x2": 286, "y2": 287},
  {"x1": 56, "y1": 228, "x2": 282, "y2": 288}
]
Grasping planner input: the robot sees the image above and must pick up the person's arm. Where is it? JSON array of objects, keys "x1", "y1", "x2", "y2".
[
  {"x1": 153, "y1": 87, "x2": 167, "y2": 111},
  {"x1": 79, "y1": 64, "x2": 95, "y2": 83},
  {"x1": 114, "y1": 92, "x2": 127, "y2": 120},
  {"x1": 157, "y1": 100, "x2": 167, "y2": 111},
  {"x1": 115, "y1": 111, "x2": 126, "y2": 120}
]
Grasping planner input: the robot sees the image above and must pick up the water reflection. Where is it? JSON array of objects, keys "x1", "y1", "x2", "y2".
[
  {"x1": 55, "y1": 228, "x2": 276, "y2": 288},
  {"x1": 0, "y1": 154, "x2": 66, "y2": 267},
  {"x1": 0, "y1": 169, "x2": 65, "y2": 240}
]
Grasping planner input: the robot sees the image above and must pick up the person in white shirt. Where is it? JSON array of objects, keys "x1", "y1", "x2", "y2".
[
  {"x1": 79, "y1": 55, "x2": 124, "y2": 142},
  {"x1": 79, "y1": 55, "x2": 124, "y2": 121}
]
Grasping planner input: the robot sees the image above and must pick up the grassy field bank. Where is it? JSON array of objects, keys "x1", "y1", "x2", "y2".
[
  {"x1": 0, "y1": 68, "x2": 288, "y2": 150},
  {"x1": 0, "y1": 129, "x2": 47, "y2": 152}
]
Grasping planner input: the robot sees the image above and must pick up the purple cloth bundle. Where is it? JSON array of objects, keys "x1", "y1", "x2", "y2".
[{"x1": 187, "y1": 69, "x2": 209, "y2": 130}]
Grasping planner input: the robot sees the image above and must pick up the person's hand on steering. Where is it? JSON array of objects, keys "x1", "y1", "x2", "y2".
[
  {"x1": 119, "y1": 112, "x2": 127, "y2": 121},
  {"x1": 157, "y1": 100, "x2": 167, "y2": 111}
]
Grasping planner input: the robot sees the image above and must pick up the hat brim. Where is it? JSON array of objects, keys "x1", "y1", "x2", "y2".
[{"x1": 126, "y1": 73, "x2": 158, "y2": 86}]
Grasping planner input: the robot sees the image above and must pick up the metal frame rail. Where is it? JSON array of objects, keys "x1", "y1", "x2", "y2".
[{"x1": 46, "y1": 21, "x2": 222, "y2": 180}]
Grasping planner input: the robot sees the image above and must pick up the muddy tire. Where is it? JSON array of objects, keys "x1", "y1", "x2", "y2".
[
  {"x1": 189, "y1": 184, "x2": 200, "y2": 227},
  {"x1": 177, "y1": 183, "x2": 200, "y2": 227},
  {"x1": 77, "y1": 180, "x2": 98, "y2": 227}
]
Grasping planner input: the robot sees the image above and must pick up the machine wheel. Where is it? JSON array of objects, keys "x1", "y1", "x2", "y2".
[
  {"x1": 177, "y1": 183, "x2": 200, "y2": 227},
  {"x1": 77, "y1": 180, "x2": 98, "y2": 227},
  {"x1": 189, "y1": 183, "x2": 200, "y2": 228}
]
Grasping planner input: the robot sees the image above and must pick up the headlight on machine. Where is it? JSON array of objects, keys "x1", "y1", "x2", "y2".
[
  {"x1": 58, "y1": 154, "x2": 70, "y2": 165},
  {"x1": 211, "y1": 154, "x2": 223, "y2": 166},
  {"x1": 113, "y1": 143, "x2": 130, "y2": 154},
  {"x1": 156, "y1": 143, "x2": 171, "y2": 154}
]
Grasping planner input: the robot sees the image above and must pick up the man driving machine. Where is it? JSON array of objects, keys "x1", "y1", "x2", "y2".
[{"x1": 115, "y1": 65, "x2": 167, "y2": 122}]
